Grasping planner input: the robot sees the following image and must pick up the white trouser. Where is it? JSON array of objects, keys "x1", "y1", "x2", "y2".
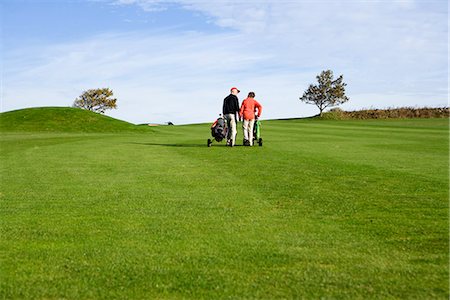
[
  {"x1": 224, "y1": 113, "x2": 237, "y2": 145},
  {"x1": 243, "y1": 119, "x2": 255, "y2": 145}
]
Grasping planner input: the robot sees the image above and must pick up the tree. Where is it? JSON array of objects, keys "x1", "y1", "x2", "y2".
[
  {"x1": 73, "y1": 88, "x2": 117, "y2": 113},
  {"x1": 300, "y1": 70, "x2": 349, "y2": 117}
]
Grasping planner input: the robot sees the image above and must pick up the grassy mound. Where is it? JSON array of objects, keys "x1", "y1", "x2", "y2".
[{"x1": 0, "y1": 107, "x2": 150, "y2": 133}]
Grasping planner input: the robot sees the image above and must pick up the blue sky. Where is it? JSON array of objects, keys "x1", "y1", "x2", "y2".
[{"x1": 1, "y1": 0, "x2": 448, "y2": 124}]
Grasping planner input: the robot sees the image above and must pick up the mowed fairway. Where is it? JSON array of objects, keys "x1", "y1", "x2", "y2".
[{"x1": 1, "y1": 109, "x2": 448, "y2": 299}]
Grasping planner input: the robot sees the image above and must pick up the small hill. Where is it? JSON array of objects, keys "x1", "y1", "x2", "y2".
[{"x1": 0, "y1": 107, "x2": 150, "y2": 133}]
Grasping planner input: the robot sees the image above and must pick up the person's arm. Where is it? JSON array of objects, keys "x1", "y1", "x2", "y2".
[
  {"x1": 234, "y1": 97, "x2": 240, "y2": 121},
  {"x1": 239, "y1": 101, "x2": 245, "y2": 119},
  {"x1": 222, "y1": 97, "x2": 227, "y2": 115},
  {"x1": 255, "y1": 100, "x2": 262, "y2": 117}
]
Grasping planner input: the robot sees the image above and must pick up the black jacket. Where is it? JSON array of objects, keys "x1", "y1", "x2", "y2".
[{"x1": 223, "y1": 94, "x2": 240, "y2": 115}]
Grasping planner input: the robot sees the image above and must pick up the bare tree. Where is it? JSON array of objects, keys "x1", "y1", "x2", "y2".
[
  {"x1": 300, "y1": 70, "x2": 349, "y2": 116},
  {"x1": 73, "y1": 88, "x2": 117, "y2": 113}
]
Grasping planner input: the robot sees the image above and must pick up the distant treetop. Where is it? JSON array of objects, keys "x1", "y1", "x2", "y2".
[{"x1": 73, "y1": 88, "x2": 117, "y2": 114}]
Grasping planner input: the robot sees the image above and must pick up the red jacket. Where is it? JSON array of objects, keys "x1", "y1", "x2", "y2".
[{"x1": 239, "y1": 97, "x2": 262, "y2": 120}]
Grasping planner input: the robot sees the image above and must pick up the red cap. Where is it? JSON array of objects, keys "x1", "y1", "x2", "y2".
[{"x1": 230, "y1": 87, "x2": 240, "y2": 93}]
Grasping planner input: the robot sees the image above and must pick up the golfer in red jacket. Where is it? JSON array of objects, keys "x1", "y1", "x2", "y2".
[{"x1": 239, "y1": 92, "x2": 262, "y2": 146}]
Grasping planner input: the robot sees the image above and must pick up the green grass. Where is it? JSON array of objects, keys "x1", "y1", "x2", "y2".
[
  {"x1": 1, "y1": 108, "x2": 448, "y2": 299},
  {"x1": 0, "y1": 107, "x2": 150, "y2": 133}
]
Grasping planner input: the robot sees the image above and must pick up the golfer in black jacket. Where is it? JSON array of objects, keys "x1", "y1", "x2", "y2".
[{"x1": 223, "y1": 87, "x2": 240, "y2": 147}]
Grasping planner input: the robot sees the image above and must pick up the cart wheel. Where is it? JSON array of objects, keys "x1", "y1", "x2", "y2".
[
  {"x1": 207, "y1": 139, "x2": 212, "y2": 147},
  {"x1": 258, "y1": 138, "x2": 263, "y2": 147}
]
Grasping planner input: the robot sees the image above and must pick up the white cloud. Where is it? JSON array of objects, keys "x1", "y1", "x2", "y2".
[
  {"x1": 3, "y1": 30, "x2": 314, "y2": 124},
  {"x1": 3, "y1": 0, "x2": 447, "y2": 124},
  {"x1": 106, "y1": 0, "x2": 448, "y2": 98},
  {"x1": 112, "y1": 0, "x2": 170, "y2": 11}
]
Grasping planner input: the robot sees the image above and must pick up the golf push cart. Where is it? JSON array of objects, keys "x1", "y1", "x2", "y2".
[{"x1": 208, "y1": 115, "x2": 263, "y2": 147}]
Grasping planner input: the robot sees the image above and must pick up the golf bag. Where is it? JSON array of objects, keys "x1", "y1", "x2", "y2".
[
  {"x1": 252, "y1": 117, "x2": 263, "y2": 146},
  {"x1": 208, "y1": 115, "x2": 228, "y2": 147}
]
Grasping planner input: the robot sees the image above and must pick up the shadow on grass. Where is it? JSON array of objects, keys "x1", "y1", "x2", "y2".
[
  {"x1": 130, "y1": 142, "x2": 244, "y2": 148},
  {"x1": 130, "y1": 142, "x2": 204, "y2": 148}
]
